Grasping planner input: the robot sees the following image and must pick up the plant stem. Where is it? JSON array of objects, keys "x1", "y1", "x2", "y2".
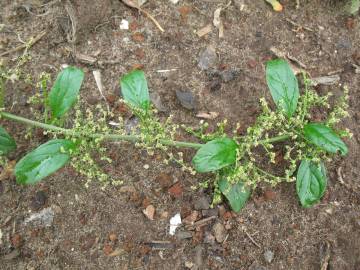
[
  {"x1": 0, "y1": 76, "x2": 4, "y2": 108},
  {"x1": 254, "y1": 165, "x2": 286, "y2": 180},
  {"x1": 0, "y1": 112, "x2": 203, "y2": 149},
  {"x1": 258, "y1": 134, "x2": 290, "y2": 144},
  {"x1": 0, "y1": 112, "x2": 291, "y2": 149}
]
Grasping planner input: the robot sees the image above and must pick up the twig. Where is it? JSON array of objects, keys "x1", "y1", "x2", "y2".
[
  {"x1": 0, "y1": 31, "x2": 47, "y2": 57},
  {"x1": 185, "y1": 216, "x2": 216, "y2": 230},
  {"x1": 141, "y1": 9, "x2": 164, "y2": 32},
  {"x1": 285, "y1": 18, "x2": 314, "y2": 32},
  {"x1": 336, "y1": 167, "x2": 359, "y2": 193},
  {"x1": 121, "y1": 0, "x2": 164, "y2": 32},
  {"x1": 92, "y1": 70, "x2": 110, "y2": 112},
  {"x1": 243, "y1": 227, "x2": 261, "y2": 248},
  {"x1": 320, "y1": 241, "x2": 331, "y2": 270}
]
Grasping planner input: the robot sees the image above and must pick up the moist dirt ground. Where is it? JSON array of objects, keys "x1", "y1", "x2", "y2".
[{"x1": 1, "y1": 0, "x2": 360, "y2": 269}]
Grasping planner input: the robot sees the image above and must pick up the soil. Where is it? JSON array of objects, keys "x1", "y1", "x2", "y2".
[{"x1": 1, "y1": 0, "x2": 360, "y2": 269}]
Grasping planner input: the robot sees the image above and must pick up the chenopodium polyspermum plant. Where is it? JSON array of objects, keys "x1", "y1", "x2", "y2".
[{"x1": 0, "y1": 58, "x2": 351, "y2": 212}]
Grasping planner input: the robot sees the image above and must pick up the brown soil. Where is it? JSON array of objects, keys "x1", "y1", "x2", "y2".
[{"x1": 1, "y1": 0, "x2": 360, "y2": 269}]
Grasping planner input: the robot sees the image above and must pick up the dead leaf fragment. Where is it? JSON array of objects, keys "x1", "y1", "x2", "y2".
[
  {"x1": 132, "y1": 32, "x2": 145, "y2": 42},
  {"x1": 168, "y1": 182, "x2": 183, "y2": 198},
  {"x1": 143, "y1": 205, "x2": 155, "y2": 220}
]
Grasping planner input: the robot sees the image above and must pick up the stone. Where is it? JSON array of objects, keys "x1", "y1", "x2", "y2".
[
  {"x1": 30, "y1": 190, "x2": 47, "y2": 210},
  {"x1": 176, "y1": 231, "x2": 192, "y2": 240},
  {"x1": 220, "y1": 70, "x2": 238, "y2": 83},
  {"x1": 264, "y1": 249, "x2": 274, "y2": 263},
  {"x1": 176, "y1": 90, "x2": 196, "y2": 110},
  {"x1": 150, "y1": 92, "x2": 167, "y2": 112},
  {"x1": 194, "y1": 196, "x2": 210, "y2": 210},
  {"x1": 202, "y1": 208, "x2": 218, "y2": 217},
  {"x1": 198, "y1": 45, "x2": 217, "y2": 70},
  {"x1": 213, "y1": 222, "x2": 226, "y2": 243},
  {"x1": 203, "y1": 231, "x2": 215, "y2": 245},
  {"x1": 24, "y1": 207, "x2": 55, "y2": 227}
]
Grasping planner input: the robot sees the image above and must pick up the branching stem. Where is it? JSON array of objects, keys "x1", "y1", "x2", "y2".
[{"x1": 0, "y1": 111, "x2": 290, "y2": 149}]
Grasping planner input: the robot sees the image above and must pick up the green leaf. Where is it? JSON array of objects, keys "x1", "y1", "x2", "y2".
[
  {"x1": 296, "y1": 160, "x2": 327, "y2": 208},
  {"x1": 303, "y1": 123, "x2": 348, "y2": 155},
  {"x1": 120, "y1": 69, "x2": 150, "y2": 110},
  {"x1": 0, "y1": 126, "x2": 16, "y2": 155},
  {"x1": 266, "y1": 59, "x2": 299, "y2": 117},
  {"x1": 49, "y1": 67, "x2": 84, "y2": 118},
  {"x1": 218, "y1": 178, "x2": 250, "y2": 212},
  {"x1": 15, "y1": 139, "x2": 76, "y2": 185},
  {"x1": 192, "y1": 138, "x2": 237, "y2": 173},
  {"x1": 346, "y1": 0, "x2": 360, "y2": 14}
]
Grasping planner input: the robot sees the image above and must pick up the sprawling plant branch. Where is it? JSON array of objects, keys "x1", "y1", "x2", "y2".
[{"x1": 0, "y1": 111, "x2": 291, "y2": 149}]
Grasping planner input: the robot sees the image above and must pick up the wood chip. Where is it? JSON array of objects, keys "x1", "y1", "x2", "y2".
[
  {"x1": 143, "y1": 204, "x2": 155, "y2": 220},
  {"x1": 196, "y1": 111, "x2": 219, "y2": 120},
  {"x1": 75, "y1": 53, "x2": 97, "y2": 64},
  {"x1": 196, "y1": 24, "x2": 212, "y2": 38},
  {"x1": 185, "y1": 216, "x2": 216, "y2": 230}
]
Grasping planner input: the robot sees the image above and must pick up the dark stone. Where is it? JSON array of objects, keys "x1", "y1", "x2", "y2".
[
  {"x1": 176, "y1": 90, "x2": 196, "y2": 110},
  {"x1": 30, "y1": 191, "x2": 47, "y2": 210}
]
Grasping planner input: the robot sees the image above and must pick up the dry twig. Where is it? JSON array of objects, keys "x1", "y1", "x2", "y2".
[
  {"x1": 243, "y1": 227, "x2": 261, "y2": 248},
  {"x1": 122, "y1": 0, "x2": 164, "y2": 32},
  {"x1": 0, "y1": 31, "x2": 46, "y2": 57}
]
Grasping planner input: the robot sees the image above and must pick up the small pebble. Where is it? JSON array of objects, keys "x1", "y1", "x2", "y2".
[
  {"x1": 185, "y1": 261, "x2": 194, "y2": 269},
  {"x1": 198, "y1": 45, "x2": 217, "y2": 70},
  {"x1": 213, "y1": 222, "x2": 226, "y2": 243},
  {"x1": 220, "y1": 70, "x2": 238, "y2": 83},
  {"x1": 30, "y1": 191, "x2": 47, "y2": 210},
  {"x1": 264, "y1": 249, "x2": 274, "y2": 263},
  {"x1": 176, "y1": 90, "x2": 196, "y2": 110},
  {"x1": 194, "y1": 196, "x2": 210, "y2": 210},
  {"x1": 176, "y1": 231, "x2": 192, "y2": 240},
  {"x1": 203, "y1": 231, "x2": 215, "y2": 245},
  {"x1": 202, "y1": 208, "x2": 218, "y2": 217}
]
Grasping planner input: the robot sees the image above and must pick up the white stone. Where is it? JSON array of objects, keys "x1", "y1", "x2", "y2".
[
  {"x1": 120, "y1": 19, "x2": 129, "y2": 30},
  {"x1": 169, "y1": 213, "x2": 181, "y2": 235}
]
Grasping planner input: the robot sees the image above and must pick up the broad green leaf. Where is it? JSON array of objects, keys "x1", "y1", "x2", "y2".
[
  {"x1": 219, "y1": 178, "x2": 250, "y2": 212},
  {"x1": 49, "y1": 67, "x2": 84, "y2": 118},
  {"x1": 120, "y1": 69, "x2": 150, "y2": 110},
  {"x1": 192, "y1": 138, "x2": 237, "y2": 173},
  {"x1": 303, "y1": 123, "x2": 348, "y2": 155},
  {"x1": 266, "y1": 59, "x2": 299, "y2": 117},
  {"x1": 15, "y1": 139, "x2": 76, "y2": 185},
  {"x1": 296, "y1": 160, "x2": 327, "y2": 208},
  {"x1": 0, "y1": 126, "x2": 16, "y2": 155}
]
